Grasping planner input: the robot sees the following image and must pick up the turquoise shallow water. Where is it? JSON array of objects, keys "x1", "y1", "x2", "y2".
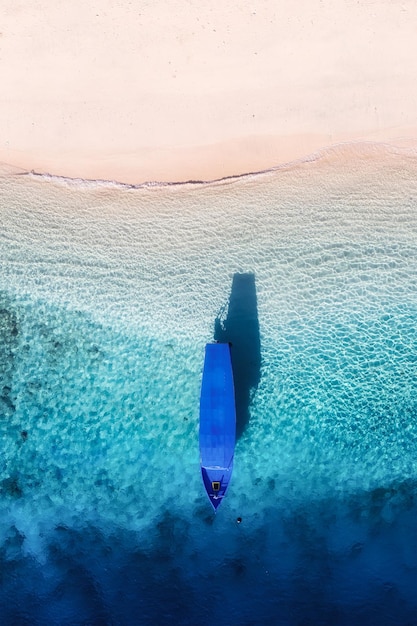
[{"x1": 1, "y1": 150, "x2": 417, "y2": 624}]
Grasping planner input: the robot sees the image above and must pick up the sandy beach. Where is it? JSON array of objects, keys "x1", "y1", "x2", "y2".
[{"x1": 1, "y1": 0, "x2": 417, "y2": 184}]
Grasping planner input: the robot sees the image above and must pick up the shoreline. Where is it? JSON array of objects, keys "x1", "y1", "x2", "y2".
[{"x1": 3, "y1": 139, "x2": 417, "y2": 190}]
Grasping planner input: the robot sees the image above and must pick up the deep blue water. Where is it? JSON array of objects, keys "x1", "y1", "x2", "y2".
[{"x1": 1, "y1": 156, "x2": 417, "y2": 624}]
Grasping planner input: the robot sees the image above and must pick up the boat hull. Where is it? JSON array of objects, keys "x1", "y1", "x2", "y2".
[{"x1": 199, "y1": 343, "x2": 236, "y2": 510}]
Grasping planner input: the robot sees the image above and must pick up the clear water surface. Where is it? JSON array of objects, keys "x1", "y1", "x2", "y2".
[{"x1": 0, "y1": 150, "x2": 416, "y2": 625}]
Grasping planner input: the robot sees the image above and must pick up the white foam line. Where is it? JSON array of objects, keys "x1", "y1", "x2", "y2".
[{"x1": 17, "y1": 140, "x2": 417, "y2": 192}]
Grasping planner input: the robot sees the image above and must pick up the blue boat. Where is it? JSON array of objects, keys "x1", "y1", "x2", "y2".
[{"x1": 199, "y1": 342, "x2": 236, "y2": 510}]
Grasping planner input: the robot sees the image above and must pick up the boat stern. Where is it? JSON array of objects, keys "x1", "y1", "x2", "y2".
[{"x1": 201, "y1": 466, "x2": 233, "y2": 511}]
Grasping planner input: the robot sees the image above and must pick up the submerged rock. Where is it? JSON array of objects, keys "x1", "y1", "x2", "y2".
[
  {"x1": 0, "y1": 295, "x2": 19, "y2": 418},
  {"x1": 0, "y1": 476, "x2": 23, "y2": 498}
]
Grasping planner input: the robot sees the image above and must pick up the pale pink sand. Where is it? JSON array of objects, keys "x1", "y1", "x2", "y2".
[{"x1": 1, "y1": 0, "x2": 417, "y2": 183}]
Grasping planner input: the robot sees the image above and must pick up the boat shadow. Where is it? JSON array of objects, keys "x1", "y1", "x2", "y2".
[{"x1": 214, "y1": 273, "x2": 261, "y2": 439}]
